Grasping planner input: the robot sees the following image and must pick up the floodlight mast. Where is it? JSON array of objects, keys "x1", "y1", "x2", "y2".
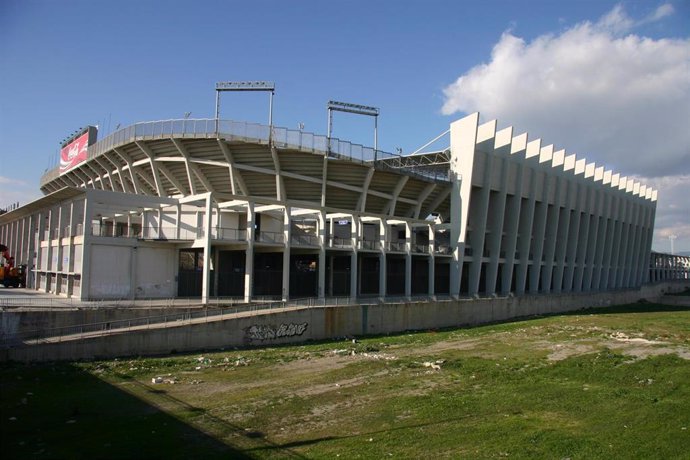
[
  {"x1": 215, "y1": 81, "x2": 276, "y2": 135},
  {"x1": 327, "y1": 100, "x2": 380, "y2": 159}
]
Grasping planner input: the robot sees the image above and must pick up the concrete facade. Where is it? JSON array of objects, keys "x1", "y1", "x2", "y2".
[
  {"x1": 3, "y1": 280, "x2": 687, "y2": 362},
  {"x1": 0, "y1": 113, "x2": 659, "y2": 303}
]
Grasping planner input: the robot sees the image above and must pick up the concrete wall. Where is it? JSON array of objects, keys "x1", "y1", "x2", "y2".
[
  {"x1": 135, "y1": 247, "x2": 176, "y2": 298},
  {"x1": 3, "y1": 280, "x2": 687, "y2": 362},
  {"x1": 0, "y1": 307, "x2": 200, "y2": 338},
  {"x1": 90, "y1": 245, "x2": 132, "y2": 297}
]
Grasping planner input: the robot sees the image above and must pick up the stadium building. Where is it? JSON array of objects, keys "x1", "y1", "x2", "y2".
[{"x1": 0, "y1": 97, "x2": 662, "y2": 303}]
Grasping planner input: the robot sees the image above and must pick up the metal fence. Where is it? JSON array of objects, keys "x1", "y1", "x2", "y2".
[
  {"x1": 0, "y1": 294, "x2": 455, "y2": 349},
  {"x1": 41, "y1": 119, "x2": 451, "y2": 186}
]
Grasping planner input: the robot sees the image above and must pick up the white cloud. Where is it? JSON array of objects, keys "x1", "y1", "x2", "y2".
[
  {"x1": 442, "y1": 4, "x2": 690, "y2": 178},
  {"x1": 643, "y1": 3, "x2": 675, "y2": 24},
  {"x1": 0, "y1": 176, "x2": 40, "y2": 210},
  {"x1": 0, "y1": 176, "x2": 27, "y2": 187},
  {"x1": 442, "y1": 3, "x2": 690, "y2": 252}
]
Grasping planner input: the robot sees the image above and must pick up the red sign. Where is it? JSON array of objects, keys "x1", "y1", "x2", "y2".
[{"x1": 59, "y1": 132, "x2": 89, "y2": 173}]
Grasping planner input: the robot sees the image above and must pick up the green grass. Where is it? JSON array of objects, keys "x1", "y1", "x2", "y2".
[{"x1": 2, "y1": 303, "x2": 689, "y2": 459}]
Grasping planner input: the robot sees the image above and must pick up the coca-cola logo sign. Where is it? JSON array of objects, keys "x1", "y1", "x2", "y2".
[{"x1": 59, "y1": 132, "x2": 89, "y2": 173}]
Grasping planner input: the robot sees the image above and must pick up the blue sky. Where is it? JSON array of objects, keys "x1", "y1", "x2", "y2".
[{"x1": 1, "y1": 0, "x2": 689, "y2": 252}]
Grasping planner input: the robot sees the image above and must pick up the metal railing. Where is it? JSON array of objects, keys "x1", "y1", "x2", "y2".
[
  {"x1": 212, "y1": 227, "x2": 247, "y2": 241},
  {"x1": 412, "y1": 244, "x2": 430, "y2": 254},
  {"x1": 41, "y1": 118, "x2": 451, "y2": 186},
  {"x1": 327, "y1": 236, "x2": 352, "y2": 248},
  {"x1": 387, "y1": 241, "x2": 406, "y2": 252},
  {"x1": 291, "y1": 234, "x2": 319, "y2": 246},
  {"x1": 360, "y1": 239, "x2": 380, "y2": 251},
  {"x1": 0, "y1": 294, "x2": 459, "y2": 349},
  {"x1": 256, "y1": 231, "x2": 284, "y2": 244}
]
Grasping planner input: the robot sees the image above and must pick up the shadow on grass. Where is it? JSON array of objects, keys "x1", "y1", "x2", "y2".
[{"x1": 0, "y1": 362, "x2": 306, "y2": 459}]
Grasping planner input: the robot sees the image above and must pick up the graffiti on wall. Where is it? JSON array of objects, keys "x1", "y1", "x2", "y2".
[{"x1": 245, "y1": 322, "x2": 308, "y2": 341}]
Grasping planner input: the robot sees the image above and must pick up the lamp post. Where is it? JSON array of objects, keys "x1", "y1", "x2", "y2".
[
  {"x1": 326, "y1": 100, "x2": 379, "y2": 159},
  {"x1": 215, "y1": 81, "x2": 275, "y2": 136}
]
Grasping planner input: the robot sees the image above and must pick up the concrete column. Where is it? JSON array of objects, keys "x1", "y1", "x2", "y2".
[
  {"x1": 552, "y1": 180, "x2": 573, "y2": 293},
  {"x1": 378, "y1": 218, "x2": 386, "y2": 298},
  {"x1": 55, "y1": 206, "x2": 64, "y2": 294},
  {"x1": 636, "y1": 201, "x2": 648, "y2": 286},
  {"x1": 582, "y1": 188, "x2": 603, "y2": 291},
  {"x1": 602, "y1": 193, "x2": 620, "y2": 289},
  {"x1": 573, "y1": 187, "x2": 593, "y2": 292},
  {"x1": 282, "y1": 206, "x2": 291, "y2": 301},
  {"x1": 404, "y1": 221, "x2": 412, "y2": 298},
  {"x1": 318, "y1": 211, "x2": 326, "y2": 299},
  {"x1": 26, "y1": 214, "x2": 35, "y2": 289},
  {"x1": 515, "y1": 167, "x2": 536, "y2": 294},
  {"x1": 19, "y1": 217, "x2": 25, "y2": 267},
  {"x1": 80, "y1": 199, "x2": 94, "y2": 300},
  {"x1": 486, "y1": 158, "x2": 507, "y2": 295},
  {"x1": 213, "y1": 247, "x2": 220, "y2": 298},
  {"x1": 541, "y1": 175, "x2": 563, "y2": 292},
  {"x1": 628, "y1": 199, "x2": 645, "y2": 287},
  {"x1": 244, "y1": 203, "x2": 255, "y2": 303},
  {"x1": 639, "y1": 202, "x2": 655, "y2": 285},
  {"x1": 623, "y1": 197, "x2": 641, "y2": 287},
  {"x1": 529, "y1": 174, "x2": 550, "y2": 293},
  {"x1": 634, "y1": 204, "x2": 647, "y2": 285},
  {"x1": 65, "y1": 202, "x2": 75, "y2": 296},
  {"x1": 201, "y1": 194, "x2": 213, "y2": 305},
  {"x1": 176, "y1": 203, "x2": 181, "y2": 240},
  {"x1": 350, "y1": 216, "x2": 358, "y2": 299},
  {"x1": 449, "y1": 114, "x2": 479, "y2": 298},
  {"x1": 34, "y1": 212, "x2": 43, "y2": 291},
  {"x1": 468, "y1": 154, "x2": 493, "y2": 295},
  {"x1": 591, "y1": 191, "x2": 610, "y2": 290},
  {"x1": 45, "y1": 208, "x2": 54, "y2": 293},
  {"x1": 157, "y1": 209, "x2": 163, "y2": 237},
  {"x1": 428, "y1": 223, "x2": 435, "y2": 297},
  {"x1": 563, "y1": 184, "x2": 584, "y2": 292},
  {"x1": 130, "y1": 245, "x2": 138, "y2": 300},
  {"x1": 614, "y1": 198, "x2": 632, "y2": 288},
  {"x1": 501, "y1": 162, "x2": 525, "y2": 293}
]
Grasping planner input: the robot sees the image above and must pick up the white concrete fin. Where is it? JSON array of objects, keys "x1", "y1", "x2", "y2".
[
  {"x1": 603, "y1": 170, "x2": 612, "y2": 184},
  {"x1": 525, "y1": 138, "x2": 541, "y2": 159},
  {"x1": 611, "y1": 173, "x2": 620, "y2": 187},
  {"x1": 575, "y1": 158, "x2": 586, "y2": 175},
  {"x1": 594, "y1": 166, "x2": 604, "y2": 182},
  {"x1": 563, "y1": 154, "x2": 576, "y2": 171},
  {"x1": 494, "y1": 126, "x2": 513, "y2": 149},
  {"x1": 552, "y1": 149, "x2": 565, "y2": 167},
  {"x1": 476, "y1": 119, "x2": 497, "y2": 143},
  {"x1": 539, "y1": 144, "x2": 554, "y2": 164},
  {"x1": 510, "y1": 133, "x2": 528, "y2": 155},
  {"x1": 619, "y1": 176, "x2": 628, "y2": 190},
  {"x1": 630, "y1": 181, "x2": 638, "y2": 194},
  {"x1": 584, "y1": 162, "x2": 596, "y2": 178},
  {"x1": 640, "y1": 185, "x2": 647, "y2": 197},
  {"x1": 652, "y1": 189, "x2": 658, "y2": 201}
]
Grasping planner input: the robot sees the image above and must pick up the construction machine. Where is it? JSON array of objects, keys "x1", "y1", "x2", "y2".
[{"x1": 0, "y1": 244, "x2": 26, "y2": 288}]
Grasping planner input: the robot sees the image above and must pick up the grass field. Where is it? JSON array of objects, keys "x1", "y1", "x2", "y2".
[{"x1": 1, "y1": 303, "x2": 689, "y2": 459}]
